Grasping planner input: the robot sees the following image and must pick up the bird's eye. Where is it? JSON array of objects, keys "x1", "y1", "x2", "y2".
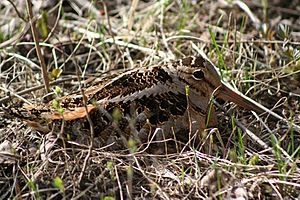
[{"x1": 192, "y1": 70, "x2": 204, "y2": 80}]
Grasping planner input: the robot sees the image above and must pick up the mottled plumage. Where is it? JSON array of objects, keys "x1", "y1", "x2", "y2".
[{"x1": 14, "y1": 55, "x2": 265, "y2": 149}]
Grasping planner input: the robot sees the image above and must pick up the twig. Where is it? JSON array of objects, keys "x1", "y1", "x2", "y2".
[
  {"x1": 159, "y1": 1, "x2": 175, "y2": 59},
  {"x1": 7, "y1": 0, "x2": 27, "y2": 21},
  {"x1": 60, "y1": 21, "x2": 167, "y2": 58},
  {"x1": 76, "y1": 34, "x2": 96, "y2": 184},
  {"x1": 133, "y1": 156, "x2": 170, "y2": 200},
  {"x1": 115, "y1": 165, "x2": 124, "y2": 200},
  {"x1": 43, "y1": 0, "x2": 63, "y2": 43},
  {"x1": 0, "y1": 23, "x2": 29, "y2": 48},
  {"x1": 233, "y1": 116, "x2": 269, "y2": 149},
  {"x1": 26, "y1": 0, "x2": 51, "y2": 94},
  {"x1": 166, "y1": 35, "x2": 300, "y2": 45},
  {"x1": 0, "y1": 77, "x2": 75, "y2": 104},
  {"x1": 127, "y1": 0, "x2": 139, "y2": 32},
  {"x1": 0, "y1": 87, "x2": 33, "y2": 105}
]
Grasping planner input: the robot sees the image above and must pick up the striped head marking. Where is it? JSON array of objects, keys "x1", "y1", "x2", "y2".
[
  {"x1": 174, "y1": 55, "x2": 263, "y2": 114},
  {"x1": 176, "y1": 56, "x2": 222, "y2": 94}
]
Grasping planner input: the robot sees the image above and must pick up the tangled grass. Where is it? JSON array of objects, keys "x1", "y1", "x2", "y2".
[{"x1": 0, "y1": 0, "x2": 300, "y2": 199}]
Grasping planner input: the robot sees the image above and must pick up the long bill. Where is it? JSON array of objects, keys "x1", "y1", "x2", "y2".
[
  {"x1": 215, "y1": 82, "x2": 265, "y2": 114},
  {"x1": 215, "y1": 81, "x2": 300, "y2": 133}
]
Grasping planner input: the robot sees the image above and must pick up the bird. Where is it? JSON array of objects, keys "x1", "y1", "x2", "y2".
[{"x1": 10, "y1": 55, "x2": 266, "y2": 150}]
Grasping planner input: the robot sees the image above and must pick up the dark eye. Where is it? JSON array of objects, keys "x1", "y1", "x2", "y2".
[{"x1": 192, "y1": 70, "x2": 204, "y2": 80}]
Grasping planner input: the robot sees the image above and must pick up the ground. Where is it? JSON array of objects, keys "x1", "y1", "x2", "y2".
[{"x1": 0, "y1": 0, "x2": 300, "y2": 199}]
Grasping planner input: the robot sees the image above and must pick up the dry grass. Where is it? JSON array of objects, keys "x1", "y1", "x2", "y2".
[{"x1": 0, "y1": 0, "x2": 300, "y2": 199}]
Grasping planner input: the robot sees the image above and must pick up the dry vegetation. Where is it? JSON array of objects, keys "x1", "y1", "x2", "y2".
[{"x1": 0, "y1": 0, "x2": 300, "y2": 199}]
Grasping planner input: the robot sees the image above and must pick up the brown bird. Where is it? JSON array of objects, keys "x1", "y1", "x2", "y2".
[{"x1": 12, "y1": 55, "x2": 269, "y2": 149}]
